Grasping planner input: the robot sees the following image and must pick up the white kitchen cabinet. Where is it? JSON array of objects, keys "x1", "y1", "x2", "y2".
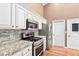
[
  {"x1": 43, "y1": 37, "x2": 46, "y2": 51},
  {"x1": 22, "y1": 46, "x2": 32, "y2": 56},
  {"x1": 32, "y1": 14, "x2": 47, "y2": 30},
  {"x1": 40, "y1": 36, "x2": 46, "y2": 51},
  {"x1": 0, "y1": 3, "x2": 47, "y2": 29},
  {"x1": 24, "y1": 51, "x2": 32, "y2": 56},
  {"x1": 28, "y1": 13, "x2": 38, "y2": 22},
  {"x1": 42, "y1": 18, "x2": 47, "y2": 24},
  {"x1": 38, "y1": 19, "x2": 47, "y2": 30},
  {"x1": 12, "y1": 46, "x2": 32, "y2": 56},
  {"x1": 38, "y1": 22, "x2": 42, "y2": 29},
  {"x1": 23, "y1": 46, "x2": 32, "y2": 56},
  {"x1": 28, "y1": 12, "x2": 33, "y2": 20},
  {"x1": 38, "y1": 17, "x2": 42, "y2": 30},
  {"x1": 0, "y1": 3, "x2": 13, "y2": 29},
  {"x1": 24, "y1": 10, "x2": 29, "y2": 20},
  {"x1": 15, "y1": 4, "x2": 26, "y2": 29},
  {"x1": 28, "y1": 11, "x2": 45, "y2": 30}
]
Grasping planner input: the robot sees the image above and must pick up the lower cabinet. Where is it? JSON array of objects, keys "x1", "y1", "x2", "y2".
[
  {"x1": 43, "y1": 38, "x2": 46, "y2": 51},
  {"x1": 24, "y1": 51, "x2": 32, "y2": 56},
  {"x1": 22, "y1": 46, "x2": 32, "y2": 56},
  {"x1": 12, "y1": 46, "x2": 32, "y2": 56}
]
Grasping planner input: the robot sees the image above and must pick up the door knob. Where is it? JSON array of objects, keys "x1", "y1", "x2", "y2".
[
  {"x1": 68, "y1": 35, "x2": 71, "y2": 37},
  {"x1": 53, "y1": 34, "x2": 55, "y2": 36}
]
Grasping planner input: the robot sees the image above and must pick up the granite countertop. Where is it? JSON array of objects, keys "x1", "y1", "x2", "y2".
[{"x1": 0, "y1": 40, "x2": 32, "y2": 56}]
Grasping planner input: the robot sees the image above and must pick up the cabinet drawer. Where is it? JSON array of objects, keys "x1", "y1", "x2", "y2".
[{"x1": 22, "y1": 46, "x2": 32, "y2": 55}]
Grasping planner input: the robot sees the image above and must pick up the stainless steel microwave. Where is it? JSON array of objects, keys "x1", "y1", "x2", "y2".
[{"x1": 26, "y1": 19, "x2": 38, "y2": 30}]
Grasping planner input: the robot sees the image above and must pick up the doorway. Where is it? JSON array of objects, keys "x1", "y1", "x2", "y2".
[
  {"x1": 67, "y1": 18, "x2": 79, "y2": 49},
  {"x1": 52, "y1": 20, "x2": 65, "y2": 47}
]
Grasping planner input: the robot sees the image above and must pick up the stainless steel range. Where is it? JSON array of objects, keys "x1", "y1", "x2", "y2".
[{"x1": 21, "y1": 32, "x2": 43, "y2": 56}]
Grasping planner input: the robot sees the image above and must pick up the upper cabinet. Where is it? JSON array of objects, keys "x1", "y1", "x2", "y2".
[
  {"x1": 36, "y1": 17, "x2": 42, "y2": 30},
  {"x1": 24, "y1": 10, "x2": 29, "y2": 20},
  {"x1": 0, "y1": 3, "x2": 47, "y2": 29},
  {"x1": 0, "y1": 3, "x2": 26, "y2": 29},
  {"x1": 30, "y1": 12, "x2": 47, "y2": 30},
  {"x1": 15, "y1": 4, "x2": 26, "y2": 29},
  {"x1": 0, "y1": 4, "x2": 13, "y2": 29}
]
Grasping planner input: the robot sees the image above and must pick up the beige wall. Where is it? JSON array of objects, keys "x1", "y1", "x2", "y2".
[
  {"x1": 44, "y1": 3, "x2": 79, "y2": 21},
  {"x1": 19, "y1": 3, "x2": 44, "y2": 16},
  {"x1": 27, "y1": 3, "x2": 44, "y2": 16}
]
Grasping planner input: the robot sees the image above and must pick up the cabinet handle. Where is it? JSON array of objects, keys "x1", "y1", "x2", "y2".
[
  {"x1": 68, "y1": 35, "x2": 71, "y2": 37},
  {"x1": 28, "y1": 49, "x2": 30, "y2": 51},
  {"x1": 12, "y1": 26, "x2": 14, "y2": 27},
  {"x1": 16, "y1": 26, "x2": 18, "y2": 27}
]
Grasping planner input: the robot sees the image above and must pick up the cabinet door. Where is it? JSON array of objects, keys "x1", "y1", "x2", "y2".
[
  {"x1": 24, "y1": 51, "x2": 32, "y2": 56},
  {"x1": 22, "y1": 46, "x2": 32, "y2": 56},
  {"x1": 38, "y1": 18, "x2": 42, "y2": 29},
  {"x1": 38, "y1": 22, "x2": 42, "y2": 29},
  {"x1": 0, "y1": 4, "x2": 12, "y2": 28},
  {"x1": 42, "y1": 18, "x2": 47, "y2": 24},
  {"x1": 43, "y1": 38, "x2": 46, "y2": 51},
  {"x1": 15, "y1": 5, "x2": 26, "y2": 29},
  {"x1": 24, "y1": 10, "x2": 29, "y2": 20}
]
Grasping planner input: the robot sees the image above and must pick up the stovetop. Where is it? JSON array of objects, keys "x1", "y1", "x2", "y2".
[{"x1": 22, "y1": 37, "x2": 42, "y2": 42}]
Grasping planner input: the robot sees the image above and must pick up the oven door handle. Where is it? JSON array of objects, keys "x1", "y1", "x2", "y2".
[{"x1": 34, "y1": 43, "x2": 43, "y2": 49}]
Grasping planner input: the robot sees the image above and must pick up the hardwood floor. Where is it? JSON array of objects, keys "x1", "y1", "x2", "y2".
[{"x1": 43, "y1": 45, "x2": 79, "y2": 56}]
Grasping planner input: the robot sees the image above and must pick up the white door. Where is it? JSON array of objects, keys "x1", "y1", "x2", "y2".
[
  {"x1": 67, "y1": 18, "x2": 79, "y2": 49},
  {"x1": 52, "y1": 20, "x2": 65, "y2": 47}
]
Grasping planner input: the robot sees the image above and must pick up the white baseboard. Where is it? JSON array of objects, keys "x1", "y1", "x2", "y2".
[{"x1": 64, "y1": 47, "x2": 68, "y2": 48}]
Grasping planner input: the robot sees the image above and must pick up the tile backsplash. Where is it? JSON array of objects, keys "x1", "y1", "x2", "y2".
[{"x1": 0, "y1": 29, "x2": 38, "y2": 43}]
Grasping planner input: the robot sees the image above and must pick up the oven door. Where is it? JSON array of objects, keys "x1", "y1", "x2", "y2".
[{"x1": 34, "y1": 43, "x2": 43, "y2": 56}]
